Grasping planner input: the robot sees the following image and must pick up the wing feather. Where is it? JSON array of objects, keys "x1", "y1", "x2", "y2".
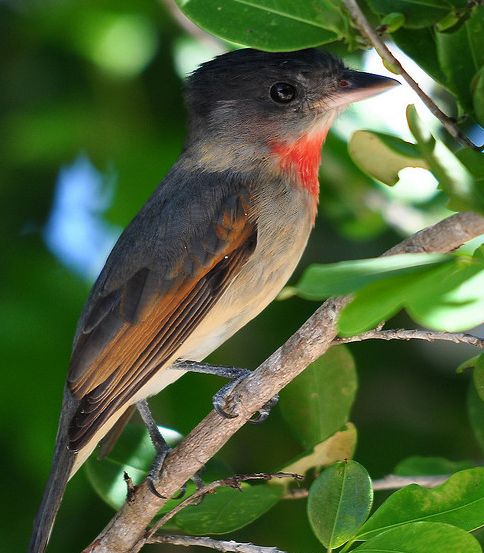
[{"x1": 66, "y1": 177, "x2": 256, "y2": 452}]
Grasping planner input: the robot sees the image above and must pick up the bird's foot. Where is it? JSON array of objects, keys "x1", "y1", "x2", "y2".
[{"x1": 212, "y1": 371, "x2": 279, "y2": 423}]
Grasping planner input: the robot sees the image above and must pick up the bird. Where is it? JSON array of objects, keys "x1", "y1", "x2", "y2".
[{"x1": 29, "y1": 47, "x2": 398, "y2": 552}]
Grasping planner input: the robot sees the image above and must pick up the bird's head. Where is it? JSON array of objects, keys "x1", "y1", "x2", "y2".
[{"x1": 184, "y1": 48, "x2": 398, "y2": 193}]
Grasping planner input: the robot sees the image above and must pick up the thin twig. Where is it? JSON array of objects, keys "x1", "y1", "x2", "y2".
[
  {"x1": 372, "y1": 474, "x2": 449, "y2": 490},
  {"x1": 342, "y1": 0, "x2": 482, "y2": 151},
  {"x1": 284, "y1": 474, "x2": 449, "y2": 499},
  {"x1": 87, "y1": 211, "x2": 484, "y2": 553},
  {"x1": 335, "y1": 329, "x2": 484, "y2": 348},
  {"x1": 144, "y1": 473, "x2": 302, "y2": 543},
  {"x1": 146, "y1": 534, "x2": 287, "y2": 553}
]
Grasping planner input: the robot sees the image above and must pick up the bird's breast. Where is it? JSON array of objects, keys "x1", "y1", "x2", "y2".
[{"x1": 179, "y1": 178, "x2": 315, "y2": 361}]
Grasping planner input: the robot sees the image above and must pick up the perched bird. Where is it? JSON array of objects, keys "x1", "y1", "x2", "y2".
[{"x1": 29, "y1": 48, "x2": 398, "y2": 552}]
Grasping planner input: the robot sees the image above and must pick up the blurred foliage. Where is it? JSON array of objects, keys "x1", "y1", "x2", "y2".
[{"x1": 1, "y1": 0, "x2": 483, "y2": 552}]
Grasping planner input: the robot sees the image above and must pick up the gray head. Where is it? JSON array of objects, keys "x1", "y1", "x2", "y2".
[{"x1": 184, "y1": 48, "x2": 397, "y2": 145}]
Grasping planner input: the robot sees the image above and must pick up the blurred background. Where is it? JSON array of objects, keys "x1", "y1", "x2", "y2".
[{"x1": 1, "y1": 1, "x2": 481, "y2": 551}]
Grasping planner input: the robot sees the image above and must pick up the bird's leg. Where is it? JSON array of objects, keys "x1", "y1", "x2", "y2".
[
  {"x1": 136, "y1": 400, "x2": 204, "y2": 499},
  {"x1": 173, "y1": 361, "x2": 279, "y2": 423},
  {"x1": 136, "y1": 400, "x2": 171, "y2": 498}
]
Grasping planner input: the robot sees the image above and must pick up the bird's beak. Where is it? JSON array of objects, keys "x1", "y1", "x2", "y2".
[{"x1": 328, "y1": 69, "x2": 400, "y2": 109}]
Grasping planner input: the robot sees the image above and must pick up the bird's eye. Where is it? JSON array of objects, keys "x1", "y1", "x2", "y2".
[
  {"x1": 338, "y1": 79, "x2": 350, "y2": 88},
  {"x1": 270, "y1": 82, "x2": 297, "y2": 104}
]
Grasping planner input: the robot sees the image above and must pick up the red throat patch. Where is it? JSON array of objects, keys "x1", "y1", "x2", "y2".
[{"x1": 270, "y1": 129, "x2": 329, "y2": 199}]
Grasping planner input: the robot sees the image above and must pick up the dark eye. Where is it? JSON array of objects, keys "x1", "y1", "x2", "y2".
[
  {"x1": 338, "y1": 79, "x2": 350, "y2": 88},
  {"x1": 270, "y1": 82, "x2": 297, "y2": 104}
]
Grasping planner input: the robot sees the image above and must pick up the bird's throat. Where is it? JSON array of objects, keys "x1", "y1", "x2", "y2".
[{"x1": 270, "y1": 128, "x2": 329, "y2": 199}]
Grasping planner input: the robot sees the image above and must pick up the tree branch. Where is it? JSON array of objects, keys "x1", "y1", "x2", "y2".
[
  {"x1": 85, "y1": 210, "x2": 484, "y2": 553},
  {"x1": 284, "y1": 474, "x2": 449, "y2": 499},
  {"x1": 335, "y1": 329, "x2": 484, "y2": 348},
  {"x1": 146, "y1": 534, "x2": 287, "y2": 553},
  {"x1": 145, "y1": 472, "x2": 302, "y2": 541},
  {"x1": 341, "y1": 0, "x2": 482, "y2": 152}
]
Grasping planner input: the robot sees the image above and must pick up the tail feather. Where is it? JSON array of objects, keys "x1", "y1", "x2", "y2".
[{"x1": 29, "y1": 390, "x2": 77, "y2": 553}]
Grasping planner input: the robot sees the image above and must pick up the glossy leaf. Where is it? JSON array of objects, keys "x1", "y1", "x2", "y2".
[
  {"x1": 367, "y1": 0, "x2": 457, "y2": 29},
  {"x1": 392, "y1": 27, "x2": 447, "y2": 86},
  {"x1": 174, "y1": 484, "x2": 283, "y2": 534},
  {"x1": 175, "y1": 0, "x2": 350, "y2": 51},
  {"x1": 293, "y1": 253, "x2": 448, "y2": 300},
  {"x1": 354, "y1": 521, "x2": 481, "y2": 552},
  {"x1": 348, "y1": 130, "x2": 428, "y2": 185},
  {"x1": 468, "y1": 382, "x2": 484, "y2": 454},
  {"x1": 473, "y1": 67, "x2": 484, "y2": 126},
  {"x1": 281, "y1": 423, "x2": 357, "y2": 476},
  {"x1": 339, "y1": 256, "x2": 484, "y2": 335},
  {"x1": 436, "y1": 6, "x2": 484, "y2": 114},
  {"x1": 280, "y1": 346, "x2": 357, "y2": 449},
  {"x1": 357, "y1": 468, "x2": 484, "y2": 540},
  {"x1": 308, "y1": 461, "x2": 373, "y2": 548},
  {"x1": 394, "y1": 456, "x2": 474, "y2": 476},
  {"x1": 407, "y1": 105, "x2": 484, "y2": 213}
]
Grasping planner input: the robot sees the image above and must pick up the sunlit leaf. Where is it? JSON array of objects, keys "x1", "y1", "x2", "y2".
[
  {"x1": 367, "y1": 0, "x2": 456, "y2": 28},
  {"x1": 348, "y1": 130, "x2": 428, "y2": 185},
  {"x1": 174, "y1": 484, "x2": 284, "y2": 534},
  {"x1": 281, "y1": 423, "x2": 357, "y2": 477},
  {"x1": 175, "y1": 0, "x2": 350, "y2": 51},
  {"x1": 394, "y1": 456, "x2": 474, "y2": 476},
  {"x1": 308, "y1": 460, "x2": 373, "y2": 548},
  {"x1": 353, "y1": 521, "x2": 481, "y2": 552},
  {"x1": 339, "y1": 255, "x2": 484, "y2": 335},
  {"x1": 280, "y1": 346, "x2": 357, "y2": 449},
  {"x1": 357, "y1": 468, "x2": 484, "y2": 540},
  {"x1": 293, "y1": 253, "x2": 449, "y2": 300},
  {"x1": 406, "y1": 105, "x2": 484, "y2": 213}
]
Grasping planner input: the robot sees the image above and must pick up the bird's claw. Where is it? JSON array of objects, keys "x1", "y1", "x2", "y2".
[{"x1": 212, "y1": 372, "x2": 279, "y2": 423}]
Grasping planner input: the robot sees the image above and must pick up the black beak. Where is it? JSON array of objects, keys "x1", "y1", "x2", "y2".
[{"x1": 330, "y1": 69, "x2": 400, "y2": 108}]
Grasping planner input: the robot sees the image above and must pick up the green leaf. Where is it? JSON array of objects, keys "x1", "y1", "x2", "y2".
[
  {"x1": 367, "y1": 0, "x2": 455, "y2": 29},
  {"x1": 468, "y1": 380, "x2": 484, "y2": 453},
  {"x1": 348, "y1": 130, "x2": 428, "y2": 185},
  {"x1": 85, "y1": 424, "x2": 228, "y2": 515},
  {"x1": 473, "y1": 67, "x2": 484, "y2": 126},
  {"x1": 436, "y1": 6, "x2": 484, "y2": 114},
  {"x1": 406, "y1": 105, "x2": 484, "y2": 213},
  {"x1": 357, "y1": 468, "x2": 484, "y2": 540},
  {"x1": 353, "y1": 521, "x2": 481, "y2": 552},
  {"x1": 174, "y1": 484, "x2": 283, "y2": 534},
  {"x1": 337, "y1": 271, "x2": 430, "y2": 336},
  {"x1": 293, "y1": 253, "x2": 448, "y2": 300},
  {"x1": 280, "y1": 346, "x2": 357, "y2": 449},
  {"x1": 281, "y1": 423, "x2": 357, "y2": 477},
  {"x1": 308, "y1": 461, "x2": 373, "y2": 548},
  {"x1": 339, "y1": 255, "x2": 484, "y2": 335},
  {"x1": 473, "y1": 354, "x2": 484, "y2": 401},
  {"x1": 456, "y1": 355, "x2": 480, "y2": 374},
  {"x1": 394, "y1": 456, "x2": 475, "y2": 476},
  {"x1": 392, "y1": 27, "x2": 447, "y2": 86},
  {"x1": 85, "y1": 424, "x2": 183, "y2": 511},
  {"x1": 175, "y1": 0, "x2": 351, "y2": 51},
  {"x1": 405, "y1": 257, "x2": 484, "y2": 331},
  {"x1": 381, "y1": 12, "x2": 405, "y2": 33}
]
